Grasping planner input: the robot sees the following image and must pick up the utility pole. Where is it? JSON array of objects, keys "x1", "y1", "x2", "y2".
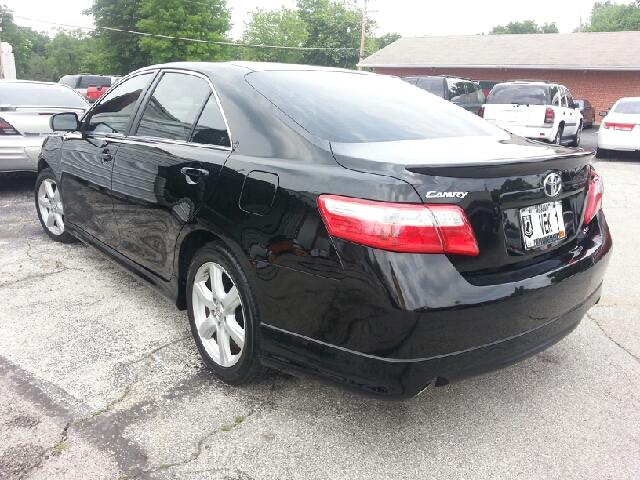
[{"x1": 358, "y1": 0, "x2": 368, "y2": 71}]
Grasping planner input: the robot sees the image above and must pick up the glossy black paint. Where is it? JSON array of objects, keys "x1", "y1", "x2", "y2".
[{"x1": 39, "y1": 62, "x2": 612, "y2": 398}]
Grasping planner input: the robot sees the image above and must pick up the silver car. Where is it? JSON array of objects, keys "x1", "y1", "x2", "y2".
[{"x1": 0, "y1": 80, "x2": 89, "y2": 172}]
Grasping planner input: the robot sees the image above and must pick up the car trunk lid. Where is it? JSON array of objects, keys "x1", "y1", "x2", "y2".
[{"x1": 330, "y1": 134, "x2": 595, "y2": 278}]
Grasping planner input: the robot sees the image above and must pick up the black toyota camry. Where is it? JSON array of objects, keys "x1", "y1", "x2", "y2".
[{"x1": 35, "y1": 62, "x2": 611, "y2": 398}]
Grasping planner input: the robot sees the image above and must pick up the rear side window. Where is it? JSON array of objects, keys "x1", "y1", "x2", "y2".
[
  {"x1": 191, "y1": 95, "x2": 231, "y2": 147},
  {"x1": 134, "y1": 72, "x2": 211, "y2": 142},
  {"x1": 464, "y1": 82, "x2": 478, "y2": 102},
  {"x1": 613, "y1": 100, "x2": 640, "y2": 114},
  {"x1": 487, "y1": 85, "x2": 549, "y2": 105},
  {"x1": 86, "y1": 73, "x2": 154, "y2": 134},
  {"x1": 549, "y1": 86, "x2": 560, "y2": 106},
  {"x1": 246, "y1": 71, "x2": 502, "y2": 143},
  {"x1": 448, "y1": 80, "x2": 467, "y2": 102},
  {"x1": 416, "y1": 77, "x2": 445, "y2": 98},
  {"x1": 78, "y1": 76, "x2": 113, "y2": 89}
]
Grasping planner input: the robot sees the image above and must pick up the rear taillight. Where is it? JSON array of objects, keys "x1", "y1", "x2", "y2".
[
  {"x1": 0, "y1": 117, "x2": 19, "y2": 135},
  {"x1": 317, "y1": 195, "x2": 480, "y2": 256},
  {"x1": 478, "y1": 106, "x2": 485, "y2": 118},
  {"x1": 603, "y1": 122, "x2": 635, "y2": 131},
  {"x1": 544, "y1": 107, "x2": 555, "y2": 124},
  {"x1": 583, "y1": 170, "x2": 603, "y2": 225}
]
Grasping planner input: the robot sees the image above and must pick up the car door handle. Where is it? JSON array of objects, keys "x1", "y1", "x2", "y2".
[
  {"x1": 100, "y1": 152, "x2": 113, "y2": 164},
  {"x1": 181, "y1": 167, "x2": 209, "y2": 185}
]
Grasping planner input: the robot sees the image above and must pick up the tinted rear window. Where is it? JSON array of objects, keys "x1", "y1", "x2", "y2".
[
  {"x1": 487, "y1": 85, "x2": 550, "y2": 105},
  {"x1": 246, "y1": 71, "x2": 500, "y2": 143},
  {"x1": 0, "y1": 83, "x2": 88, "y2": 108},
  {"x1": 416, "y1": 77, "x2": 446, "y2": 97},
  {"x1": 613, "y1": 100, "x2": 640, "y2": 114},
  {"x1": 78, "y1": 76, "x2": 113, "y2": 89}
]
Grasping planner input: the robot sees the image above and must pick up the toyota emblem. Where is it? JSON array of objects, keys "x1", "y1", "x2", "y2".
[{"x1": 544, "y1": 173, "x2": 562, "y2": 197}]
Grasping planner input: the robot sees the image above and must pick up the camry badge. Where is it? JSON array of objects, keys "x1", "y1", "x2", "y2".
[
  {"x1": 544, "y1": 173, "x2": 562, "y2": 197},
  {"x1": 425, "y1": 191, "x2": 469, "y2": 199}
]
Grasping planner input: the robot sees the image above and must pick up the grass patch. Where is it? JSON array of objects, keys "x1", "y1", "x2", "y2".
[
  {"x1": 234, "y1": 416, "x2": 244, "y2": 424},
  {"x1": 221, "y1": 425, "x2": 232, "y2": 432},
  {"x1": 52, "y1": 441, "x2": 69, "y2": 456}
]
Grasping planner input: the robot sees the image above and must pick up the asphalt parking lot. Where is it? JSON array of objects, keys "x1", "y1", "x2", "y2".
[{"x1": 1, "y1": 141, "x2": 639, "y2": 479}]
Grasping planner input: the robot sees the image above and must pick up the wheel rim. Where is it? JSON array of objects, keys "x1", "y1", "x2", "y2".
[
  {"x1": 576, "y1": 127, "x2": 581, "y2": 144},
  {"x1": 37, "y1": 178, "x2": 65, "y2": 236},
  {"x1": 192, "y1": 262, "x2": 245, "y2": 368}
]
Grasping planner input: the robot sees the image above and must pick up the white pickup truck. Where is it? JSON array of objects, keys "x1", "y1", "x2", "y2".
[{"x1": 480, "y1": 81, "x2": 583, "y2": 147}]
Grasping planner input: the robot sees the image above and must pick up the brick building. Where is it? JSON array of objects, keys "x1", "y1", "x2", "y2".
[{"x1": 359, "y1": 32, "x2": 640, "y2": 123}]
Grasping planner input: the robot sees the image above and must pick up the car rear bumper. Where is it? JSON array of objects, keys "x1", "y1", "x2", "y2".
[
  {"x1": 0, "y1": 136, "x2": 45, "y2": 172},
  {"x1": 598, "y1": 128, "x2": 640, "y2": 151},
  {"x1": 257, "y1": 210, "x2": 612, "y2": 398},
  {"x1": 492, "y1": 124, "x2": 556, "y2": 142}
]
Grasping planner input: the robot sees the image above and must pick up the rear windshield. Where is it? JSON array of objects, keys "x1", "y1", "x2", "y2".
[
  {"x1": 0, "y1": 83, "x2": 88, "y2": 108},
  {"x1": 613, "y1": 100, "x2": 640, "y2": 114},
  {"x1": 78, "y1": 76, "x2": 113, "y2": 89},
  {"x1": 487, "y1": 85, "x2": 550, "y2": 105},
  {"x1": 246, "y1": 71, "x2": 501, "y2": 143},
  {"x1": 574, "y1": 100, "x2": 585, "y2": 108}
]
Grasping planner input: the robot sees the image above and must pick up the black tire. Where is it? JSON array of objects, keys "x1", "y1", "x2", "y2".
[
  {"x1": 35, "y1": 168, "x2": 76, "y2": 243},
  {"x1": 186, "y1": 241, "x2": 261, "y2": 385},
  {"x1": 553, "y1": 124, "x2": 564, "y2": 145},
  {"x1": 569, "y1": 122, "x2": 582, "y2": 147},
  {"x1": 596, "y1": 148, "x2": 609, "y2": 159}
]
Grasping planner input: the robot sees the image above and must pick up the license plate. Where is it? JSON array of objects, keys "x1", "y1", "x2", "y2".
[{"x1": 519, "y1": 201, "x2": 565, "y2": 250}]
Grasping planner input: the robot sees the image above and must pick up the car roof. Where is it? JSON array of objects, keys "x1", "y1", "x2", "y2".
[
  {"x1": 0, "y1": 79, "x2": 63, "y2": 86},
  {"x1": 495, "y1": 81, "x2": 558, "y2": 87},
  {"x1": 617, "y1": 97, "x2": 640, "y2": 102},
  {"x1": 137, "y1": 61, "x2": 373, "y2": 76}
]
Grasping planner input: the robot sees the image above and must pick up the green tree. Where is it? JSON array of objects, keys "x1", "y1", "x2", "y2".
[
  {"x1": 296, "y1": 0, "x2": 373, "y2": 68},
  {"x1": 489, "y1": 20, "x2": 558, "y2": 34},
  {"x1": 581, "y1": 1, "x2": 640, "y2": 31},
  {"x1": 135, "y1": 0, "x2": 231, "y2": 64},
  {"x1": 45, "y1": 30, "x2": 99, "y2": 80},
  {"x1": 375, "y1": 32, "x2": 402, "y2": 50},
  {"x1": 241, "y1": 7, "x2": 308, "y2": 63},
  {"x1": 85, "y1": 0, "x2": 151, "y2": 75}
]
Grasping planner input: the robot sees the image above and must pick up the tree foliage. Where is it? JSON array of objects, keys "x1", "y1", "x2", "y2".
[
  {"x1": 489, "y1": 20, "x2": 559, "y2": 34},
  {"x1": 136, "y1": 0, "x2": 231, "y2": 64},
  {"x1": 241, "y1": 7, "x2": 308, "y2": 63},
  {"x1": 581, "y1": 1, "x2": 640, "y2": 32}
]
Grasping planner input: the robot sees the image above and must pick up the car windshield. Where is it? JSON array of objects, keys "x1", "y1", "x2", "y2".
[
  {"x1": 0, "y1": 83, "x2": 88, "y2": 108},
  {"x1": 246, "y1": 71, "x2": 502, "y2": 143},
  {"x1": 574, "y1": 100, "x2": 585, "y2": 108},
  {"x1": 486, "y1": 85, "x2": 549, "y2": 105},
  {"x1": 613, "y1": 100, "x2": 640, "y2": 114}
]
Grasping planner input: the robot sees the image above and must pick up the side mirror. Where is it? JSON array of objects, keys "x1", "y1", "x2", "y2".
[
  {"x1": 50, "y1": 112, "x2": 80, "y2": 132},
  {"x1": 598, "y1": 111, "x2": 608, "y2": 117}
]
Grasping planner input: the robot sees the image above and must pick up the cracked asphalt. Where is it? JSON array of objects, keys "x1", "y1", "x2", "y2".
[{"x1": 1, "y1": 149, "x2": 639, "y2": 479}]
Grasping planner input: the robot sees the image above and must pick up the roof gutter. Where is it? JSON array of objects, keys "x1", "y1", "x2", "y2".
[{"x1": 357, "y1": 64, "x2": 640, "y2": 71}]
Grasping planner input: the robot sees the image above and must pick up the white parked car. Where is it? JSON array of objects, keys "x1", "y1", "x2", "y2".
[
  {"x1": 480, "y1": 81, "x2": 583, "y2": 147},
  {"x1": 0, "y1": 80, "x2": 89, "y2": 172},
  {"x1": 597, "y1": 97, "x2": 640, "y2": 158}
]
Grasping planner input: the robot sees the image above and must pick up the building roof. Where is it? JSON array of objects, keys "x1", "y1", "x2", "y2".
[{"x1": 359, "y1": 32, "x2": 640, "y2": 70}]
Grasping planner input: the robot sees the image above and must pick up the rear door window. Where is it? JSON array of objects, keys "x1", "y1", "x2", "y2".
[
  {"x1": 465, "y1": 82, "x2": 478, "y2": 102},
  {"x1": 190, "y1": 95, "x2": 231, "y2": 147},
  {"x1": 86, "y1": 73, "x2": 154, "y2": 134},
  {"x1": 134, "y1": 72, "x2": 211, "y2": 142}
]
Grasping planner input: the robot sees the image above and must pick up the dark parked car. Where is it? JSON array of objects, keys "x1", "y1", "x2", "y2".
[
  {"x1": 574, "y1": 99, "x2": 595, "y2": 128},
  {"x1": 36, "y1": 63, "x2": 611, "y2": 398},
  {"x1": 401, "y1": 75, "x2": 486, "y2": 115}
]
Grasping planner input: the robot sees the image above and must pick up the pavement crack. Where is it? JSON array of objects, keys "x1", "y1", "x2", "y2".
[
  {"x1": 587, "y1": 312, "x2": 640, "y2": 363},
  {"x1": 143, "y1": 373, "x2": 280, "y2": 476}
]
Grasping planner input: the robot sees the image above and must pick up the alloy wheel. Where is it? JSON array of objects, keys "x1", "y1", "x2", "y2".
[
  {"x1": 192, "y1": 262, "x2": 245, "y2": 368},
  {"x1": 37, "y1": 178, "x2": 65, "y2": 236}
]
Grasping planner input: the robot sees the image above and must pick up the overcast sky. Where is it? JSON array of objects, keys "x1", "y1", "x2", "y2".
[{"x1": 8, "y1": 0, "x2": 636, "y2": 41}]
